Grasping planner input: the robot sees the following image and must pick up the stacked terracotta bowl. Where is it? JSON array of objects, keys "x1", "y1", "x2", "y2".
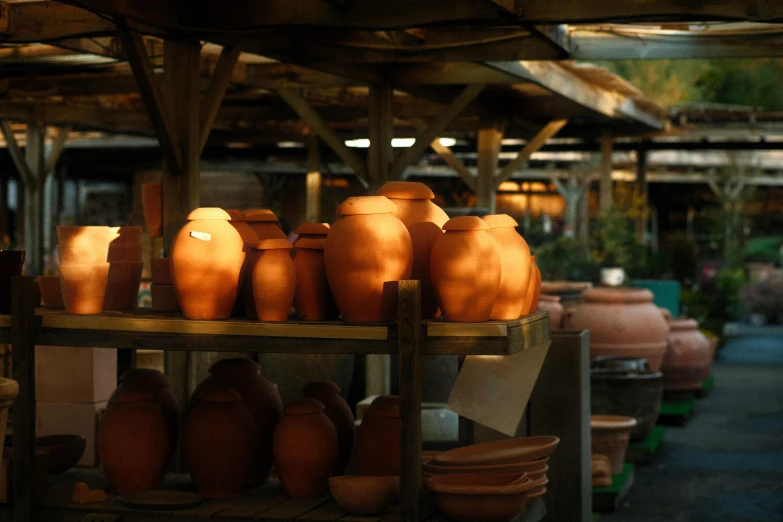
[
  {"x1": 56, "y1": 226, "x2": 111, "y2": 314},
  {"x1": 104, "y1": 227, "x2": 143, "y2": 311},
  {"x1": 150, "y1": 258, "x2": 179, "y2": 312}
]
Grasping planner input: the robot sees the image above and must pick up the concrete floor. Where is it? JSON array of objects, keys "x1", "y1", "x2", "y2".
[{"x1": 601, "y1": 330, "x2": 783, "y2": 522}]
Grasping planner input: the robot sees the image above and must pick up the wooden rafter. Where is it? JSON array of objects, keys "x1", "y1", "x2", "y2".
[
  {"x1": 199, "y1": 46, "x2": 241, "y2": 154},
  {"x1": 428, "y1": 138, "x2": 476, "y2": 191},
  {"x1": 495, "y1": 119, "x2": 567, "y2": 186},
  {"x1": 42, "y1": 126, "x2": 72, "y2": 188},
  {"x1": 0, "y1": 121, "x2": 32, "y2": 185}
]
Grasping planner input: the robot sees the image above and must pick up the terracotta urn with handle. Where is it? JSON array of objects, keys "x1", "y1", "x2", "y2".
[
  {"x1": 303, "y1": 381, "x2": 355, "y2": 476},
  {"x1": 481, "y1": 214, "x2": 532, "y2": 320},
  {"x1": 294, "y1": 237, "x2": 338, "y2": 320}
]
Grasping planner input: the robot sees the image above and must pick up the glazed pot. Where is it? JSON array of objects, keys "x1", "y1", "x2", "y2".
[
  {"x1": 190, "y1": 358, "x2": 282, "y2": 486},
  {"x1": 104, "y1": 262, "x2": 143, "y2": 311},
  {"x1": 294, "y1": 222, "x2": 330, "y2": 244},
  {"x1": 141, "y1": 182, "x2": 162, "y2": 237},
  {"x1": 590, "y1": 415, "x2": 637, "y2": 474},
  {"x1": 150, "y1": 258, "x2": 173, "y2": 285},
  {"x1": 377, "y1": 181, "x2": 448, "y2": 319},
  {"x1": 294, "y1": 238, "x2": 338, "y2": 321},
  {"x1": 0, "y1": 378, "x2": 19, "y2": 463},
  {"x1": 329, "y1": 475, "x2": 399, "y2": 515},
  {"x1": 303, "y1": 381, "x2": 355, "y2": 476},
  {"x1": 564, "y1": 288, "x2": 670, "y2": 371},
  {"x1": 430, "y1": 216, "x2": 501, "y2": 322},
  {"x1": 38, "y1": 275, "x2": 63, "y2": 309},
  {"x1": 226, "y1": 209, "x2": 259, "y2": 317},
  {"x1": 521, "y1": 256, "x2": 542, "y2": 315},
  {"x1": 151, "y1": 284, "x2": 180, "y2": 312},
  {"x1": 324, "y1": 196, "x2": 412, "y2": 322},
  {"x1": 185, "y1": 383, "x2": 255, "y2": 499},
  {"x1": 426, "y1": 472, "x2": 536, "y2": 522},
  {"x1": 58, "y1": 263, "x2": 110, "y2": 315},
  {"x1": 170, "y1": 207, "x2": 245, "y2": 320},
  {"x1": 245, "y1": 209, "x2": 287, "y2": 240},
  {"x1": 537, "y1": 295, "x2": 563, "y2": 329},
  {"x1": 98, "y1": 390, "x2": 170, "y2": 494},
  {"x1": 245, "y1": 239, "x2": 296, "y2": 322},
  {"x1": 355, "y1": 402, "x2": 400, "y2": 476},
  {"x1": 662, "y1": 318, "x2": 713, "y2": 400},
  {"x1": 273, "y1": 399, "x2": 338, "y2": 497},
  {"x1": 482, "y1": 214, "x2": 532, "y2": 321}
]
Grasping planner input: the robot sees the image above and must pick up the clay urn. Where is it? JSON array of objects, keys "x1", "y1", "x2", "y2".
[
  {"x1": 184, "y1": 383, "x2": 255, "y2": 499},
  {"x1": 481, "y1": 214, "x2": 532, "y2": 321},
  {"x1": 303, "y1": 381, "x2": 355, "y2": 476},
  {"x1": 324, "y1": 196, "x2": 413, "y2": 322},
  {"x1": 59, "y1": 263, "x2": 110, "y2": 315},
  {"x1": 590, "y1": 415, "x2": 637, "y2": 474},
  {"x1": 189, "y1": 358, "x2": 282, "y2": 486},
  {"x1": 294, "y1": 222, "x2": 330, "y2": 244},
  {"x1": 273, "y1": 399, "x2": 338, "y2": 498},
  {"x1": 329, "y1": 475, "x2": 400, "y2": 515},
  {"x1": 537, "y1": 295, "x2": 564, "y2": 329},
  {"x1": 245, "y1": 209, "x2": 287, "y2": 240},
  {"x1": 376, "y1": 181, "x2": 449, "y2": 319},
  {"x1": 245, "y1": 239, "x2": 296, "y2": 322},
  {"x1": 520, "y1": 256, "x2": 542, "y2": 315},
  {"x1": 226, "y1": 209, "x2": 259, "y2": 317},
  {"x1": 0, "y1": 378, "x2": 19, "y2": 463},
  {"x1": 98, "y1": 390, "x2": 170, "y2": 494},
  {"x1": 170, "y1": 207, "x2": 245, "y2": 320},
  {"x1": 355, "y1": 402, "x2": 400, "y2": 476},
  {"x1": 564, "y1": 288, "x2": 670, "y2": 371},
  {"x1": 293, "y1": 237, "x2": 338, "y2": 321},
  {"x1": 430, "y1": 216, "x2": 501, "y2": 323},
  {"x1": 141, "y1": 182, "x2": 163, "y2": 237},
  {"x1": 38, "y1": 275, "x2": 64, "y2": 309},
  {"x1": 662, "y1": 318, "x2": 713, "y2": 401}
]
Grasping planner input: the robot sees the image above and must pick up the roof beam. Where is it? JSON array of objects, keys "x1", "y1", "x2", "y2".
[
  {"x1": 199, "y1": 46, "x2": 241, "y2": 154},
  {"x1": 0, "y1": 121, "x2": 33, "y2": 185},
  {"x1": 495, "y1": 119, "x2": 568, "y2": 187},
  {"x1": 0, "y1": 1, "x2": 115, "y2": 43},
  {"x1": 428, "y1": 138, "x2": 476, "y2": 191}
]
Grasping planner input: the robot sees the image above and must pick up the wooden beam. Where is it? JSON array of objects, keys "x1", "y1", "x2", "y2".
[
  {"x1": 0, "y1": 121, "x2": 32, "y2": 186},
  {"x1": 0, "y1": 1, "x2": 114, "y2": 43},
  {"x1": 305, "y1": 133, "x2": 321, "y2": 223},
  {"x1": 25, "y1": 124, "x2": 44, "y2": 277},
  {"x1": 368, "y1": 84, "x2": 394, "y2": 189},
  {"x1": 429, "y1": 139, "x2": 476, "y2": 192},
  {"x1": 199, "y1": 46, "x2": 241, "y2": 154},
  {"x1": 43, "y1": 126, "x2": 72, "y2": 184},
  {"x1": 476, "y1": 123, "x2": 504, "y2": 213},
  {"x1": 495, "y1": 119, "x2": 567, "y2": 186}
]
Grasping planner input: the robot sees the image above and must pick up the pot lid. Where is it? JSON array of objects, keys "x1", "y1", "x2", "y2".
[
  {"x1": 590, "y1": 415, "x2": 638, "y2": 430},
  {"x1": 303, "y1": 381, "x2": 341, "y2": 398},
  {"x1": 669, "y1": 318, "x2": 699, "y2": 331},
  {"x1": 253, "y1": 238, "x2": 293, "y2": 250},
  {"x1": 365, "y1": 403, "x2": 400, "y2": 419},
  {"x1": 187, "y1": 207, "x2": 231, "y2": 221},
  {"x1": 430, "y1": 436, "x2": 559, "y2": 467},
  {"x1": 294, "y1": 237, "x2": 325, "y2": 250},
  {"x1": 225, "y1": 209, "x2": 245, "y2": 222},
  {"x1": 443, "y1": 216, "x2": 489, "y2": 232},
  {"x1": 245, "y1": 209, "x2": 279, "y2": 222},
  {"x1": 336, "y1": 196, "x2": 397, "y2": 216},
  {"x1": 294, "y1": 222, "x2": 330, "y2": 236},
  {"x1": 376, "y1": 181, "x2": 435, "y2": 200},
  {"x1": 284, "y1": 398, "x2": 324, "y2": 416},
  {"x1": 481, "y1": 214, "x2": 519, "y2": 229},
  {"x1": 582, "y1": 287, "x2": 654, "y2": 304}
]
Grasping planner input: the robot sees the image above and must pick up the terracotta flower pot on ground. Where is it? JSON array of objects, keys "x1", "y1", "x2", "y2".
[
  {"x1": 245, "y1": 209, "x2": 287, "y2": 240},
  {"x1": 0, "y1": 378, "x2": 19, "y2": 463},
  {"x1": 150, "y1": 258, "x2": 173, "y2": 285},
  {"x1": 294, "y1": 238, "x2": 338, "y2": 321},
  {"x1": 355, "y1": 402, "x2": 400, "y2": 476},
  {"x1": 293, "y1": 222, "x2": 330, "y2": 244},
  {"x1": 482, "y1": 214, "x2": 532, "y2": 321},
  {"x1": 590, "y1": 415, "x2": 637, "y2": 474},
  {"x1": 151, "y1": 284, "x2": 179, "y2": 312},
  {"x1": 329, "y1": 475, "x2": 399, "y2": 515},
  {"x1": 0, "y1": 250, "x2": 25, "y2": 314},
  {"x1": 662, "y1": 318, "x2": 713, "y2": 401},
  {"x1": 59, "y1": 263, "x2": 110, "y2": 315},
  {"x1": 324, "y1": 196, "x2": 413, "y2": 322},
  {"x1": 376, "y1": 181, "x2": 448, "y2": 319},
  {"x1": 303, "y1": 381, "x2": 355, "y2": 476},
  {"x1": 537, "y1": 295, "x2": 564, "y2": 329},
  {"x1": 104, "y1": 262, "x2": 143, "y2": 311},
  {"x1": 57, "y1": 245, "x2": 108, "y2": 265},
  {"x1": 38, "y1": 275, "x2": 64, "y2": 309},
  {"x1": 141, "y1": 183, "x2": 162, "y2": 237},
  {"x1": 247, "y1": 239, "x2": 296, "y2": 322},
  {"x1": 430, "y1": 216, "x2": 501, "y2": 323}
]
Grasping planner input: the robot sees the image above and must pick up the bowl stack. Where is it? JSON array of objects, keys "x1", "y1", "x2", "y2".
[
  {"x1": 104, "y1": 227, "x2": 143, "y2": 311},
  {"x1": 150, "y1": 258, "x2": 179, "y2": 312},
  {"x1": 56, "y1": 226, "x2": 110, "y2": 315}
]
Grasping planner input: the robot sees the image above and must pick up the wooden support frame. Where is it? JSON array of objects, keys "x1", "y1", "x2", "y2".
[
  {"x1": 0, "y1": 122, "x2": 32, "y2": 186},
  {"x1": 495, "y1": 119, "x2": 567, "y2": 187},
  {"x1": 367, "y1": 84, "x2": 394, "y2": 189},
  {"x1": 429, "y1": 138, "x2": 476, "y2": 191},
  {"x1": 476, "y1": 123, "x2": 504, "y2": 213},
  {"x1": 599, "y1": 132, "x2": 613, "y2": 213},
  {"x1": 199, "y1": 46, "x2": 241, "y2": 154},
  {"x1": 305, "y1": 133, "x2": 321, "y2": 222}
]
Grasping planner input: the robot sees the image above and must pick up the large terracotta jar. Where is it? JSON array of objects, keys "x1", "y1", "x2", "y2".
[
  {"x1": 376, "y1": 181, "x2": 448, "y2": 319},
  {"x1": 294, "y1": 222, "x2": 330, "y2": 244},
  {"x1": 564, "y1": 288, "x2": 670, "y2": 371},
  {"x1": 246, "y1": 239, "x2": 296, "y2": 321},
  {"x1": 190, "y1": 358, "x2": 282, "y2": 485},
  {"x1": 324, "y1": 196, "x2": 412, "y2": 322},
  {"x1": 354, "y1": 402, "x2": 400, "y2": 476},
  {"x1": 481, "y1": 214, "x2": 532, "y2": 321},
  {"x1": 98, "y1": 391, "x2": 170, "y2": 494},
  {"x1": 170, "y1": 208, "x2": 245, "y2": 320},
  {"x1": 537, "y1": 295, "x2": 564, "y2": 329},
  {"x1": 273, "y1": 399, "x2": 338, "y2": 497},
  {"x1": 662, "y1": 318, "x2": 713, "y2": 401},
  {"x1": 226, "y1": 209, "x2": 259, "y2": 317},
  {"x1": 303, "y1": 381, "x2": 355, "y2": 476},
  {"x1": 184, "y1": 383, "x2": 255, "y2": 499},
  {"x1": 246, "y1": 209, "x2": 287, "y2": 240},
  {"x1": 294, "y1": 238, "x2": 338, "y2": 321},
  {"x1": 430, "y1": 216, "x2": 501, "y2": 323}
]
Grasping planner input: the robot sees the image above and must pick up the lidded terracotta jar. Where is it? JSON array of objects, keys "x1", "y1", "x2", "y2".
[
  {"x1": 184, "y1": 383, "x2": 255, "y2": 499},
  {"x1": 303, "y1": 381, "x2": 355, "y2": 476},
  {"x1": 294, "y1": 222, "x2": 330, "y2": 244},
  {"x1": 564, "y1": 288, "x2": 670, "y2": 371},
  {"x1": 662, "y1": 318, "x2": 712, "y2": 399},
  {"x1": 98, "y1": 391, "x2": 170, "y2": 494},
  {"x1": 430, "y1": 216, "x2": 501, "y2": 323},
  {"x1": 244, "y1": 239, "x2": 296, "y2": 322},
  {"x1": 376, "y1": 181, "x2": 448, "y2": 319},
  {"x1": 537, "y1": 294, "x2": 564, "y2": 330},
  {"x1": 324, "y1": 196, "x2": 413, "y2": 322},
  {"x1": 245, "y1": 209, "x2": 287, "y2": 240},
  {"x1": 481, "y1": 214, "x2": 532, "y2": 320},
  {"x1": 170, "y1": 207, "x2": 245, "y2": 320},
  {"x1": 294, "y1": 238, "x2": 338, "y2": 321},
  {"x1": 226, "y1": 209, "x2": 258, "y2": 317},
  {"x1": 273, "y1": 399, "x2": 338, "y2": 497},
  {"x1": 355, "y1": 402, "x2": 400, "y2": 476}
]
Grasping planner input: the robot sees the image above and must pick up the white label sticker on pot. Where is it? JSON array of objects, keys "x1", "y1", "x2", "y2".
[{"x1": 190, "y1": 231, "x2": 211, "y2": 241}]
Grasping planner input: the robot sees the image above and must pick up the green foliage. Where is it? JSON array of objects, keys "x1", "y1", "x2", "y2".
[
  {"x1": 682, "y1": 267, "x2": 747, "y2": 334},
  {"x1": 534, "y1": 236, "x2": 600, "y2": 282}
]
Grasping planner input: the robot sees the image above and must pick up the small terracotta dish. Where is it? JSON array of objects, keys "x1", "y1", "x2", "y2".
[
  {"x1": 36, "y1": 434, "x2": 86, "y2": 474},
  {"x1": 425, "y1": 472, "x2": 535, "y2": 522},
  {"x1": 524, "y1": 476, "x2": 549, "y2": 505},
  {"x1": 423, "y1": 456, "x2": 549, "y2": 476},
  {"x1": 329, "y1": 475, "x2": 400, "y2": 515},
  {"x1": 430, "y1": 436, "x2": 560, "y2": 467}
]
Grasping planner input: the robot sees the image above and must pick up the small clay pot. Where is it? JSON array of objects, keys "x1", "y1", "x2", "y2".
[
  {"x1": 56, "y1": 226, "x2": 110, "y2": 251},
  {"x1": 430, "y1": 216, "x2": 501, "y2": 322},
  {"x1": 294, "y1": 222, "x2": 330, "y2": 244},
  {"x1": 109, "y1": 226, "x2": 142, "y2": 245},
  {"x1": 482, "y1": 214, "x2": 532, "y2": 321},
  {"x1": 329, "y1": 475, "x2": 400, "y2": 515},
  {"x1": 38, "y1": 275, "x2": 64, "y2": 309},
  {"x1": 303, "y1": 381, "x2": 355, "y2": 476},
  {"x1": 141, "y1": 183, "x2": 162, "y2": 237},
  {"x1": 590, "y1": 415, "x2": 637, "y2": 474},
  {"x1": 151, "y1": 284, "x2": 180, "y2": 312},
  {"x1": 355, "y1": 402, "x2": 400, "y2": 476},
  {"x1": 150, "y1": 258, "x2": 173, "y2": 285},
  {"x1": 57, "y1": 245, "x2": 108, "y2": 265},
  {"x1": 59, "y1": 263, "x2": 110, "y2": 315},
  {"x1": 426, "y1": 472, "x2": 536, "y2": 522},
  {"x1": 245, "y1": 209, "x2": 287, "y2": 240},
  {"x1": 273, "y1": 399, "x2": 338, "y2": 498},
  {"x1": 107, "y1": 243, "x2": 142, "y2": 263},
  {"x1": 294, "y1": 238, "x2": 338, "y2": 321},
  {"x1": 0, "y1": 250, "x2": 25, "y2": 314},
  {"x1": 537, "y1": 295, "x2": 564, "y2": 329},
  {"x1": 104, "y1": 262, "x2": 143, "y2": 311},
  {"x1": 248, "y1": 239, "x2": 296, "y2": 322}
]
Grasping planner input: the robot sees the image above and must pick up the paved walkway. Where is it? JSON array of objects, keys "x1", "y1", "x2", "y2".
[{"x1": 601, "y1": 332, "x2": 783, "y2": 522}]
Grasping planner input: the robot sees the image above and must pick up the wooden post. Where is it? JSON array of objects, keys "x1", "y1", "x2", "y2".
[
  {"x1": 476, "y1": 124, "x2": 504, "y2": 213},
  {"x1": 599, "y1": 132, "x2": 613, "y2": 213},
  {"x1": 0, "y1": 169, "x2": 7, "y2": 243},
  {"x1": 25, "y1": 124, "x2": 45, "y2": 277},
  {"x1": 306, "y1": 134, "x2": 322, "y2": 223},
  {"x1": 367, "y1": 84, "x2": 393, "y2": 190},
  {"x1": 635, "y1": 145, "x2": 648, "y2": 240}
]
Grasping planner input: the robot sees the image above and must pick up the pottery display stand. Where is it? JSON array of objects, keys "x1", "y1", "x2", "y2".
[
  {"x1": 592, "y1": 463, "x2": 635, "y2": 513},
  {"x1": 626, "y1": 425, "x2": 666, "y2": 465},
  {"x1": 657, "y1": 398, "x2": 696, "y2": 426},
  {"x1": 695, "y1": 373, "x2": 715, "y2": 399},
  {"x1": 5, "y1": 276, "x2": 551, "y2": 522}
]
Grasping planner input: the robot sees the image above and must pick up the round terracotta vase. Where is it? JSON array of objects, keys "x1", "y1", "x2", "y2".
[
  {"x1": 662, "y1": 318, "x2": 712, "y2": 400},
  {"x1": 246, "y1": 239, "x2": 296, "y2": 322},
  {"x1": 481, "y1": 214, "x2": 532, "y2": 321},
  {"x1": 324, "y1": 196, "x2": 413, "y2": 322},
  {"x1": 189, "y1": 358, "x2": 282, "y2": 486},
  {"x1": 293, "y1": 238, "x2": 338, "y2": 321},
  {"x1": 302, "y1": 381, "x2": 355, "y2": 476},
  {"x1": 170, "y1": 208, "x2": 245, "y2": 320},
  {"x1": 294, "y1": 222, "x2": 330, "y2": 244},
  {"x1": 590, "y1": 415, "x2": 637, "y2": 474},
  {"x1": 226, "y1": 209, "x2": 260, "y2": 317},
  {"x1": 430, "y1": 216, "x2": 501, "y2": 323},
  {"x1": 537, "y1": 295, "x2": 563, "y2": 330},
  {"x1": 184, "y1": 383, "x2": 255, "y2": 499},
  {"x1": 245, "y1": 209, "x2": 287, "y2": 240},
  {"x1": 376, "y1": 181, "x2": 448, "y2": 319},
  {"x1": 355, "y1": 402, "x2": 400, "y2": 476},
  {"x1": 273, "y1": 399, "x2": 338, "y2": 497},
  {"x1": 98, "y1": 391, "x2": 170, "y2": 494},
  {"x1": 564, "y1": 288, "x2": 670, "y2": 371},
  {"x1": 141, "y1": 182, "x2": 163, "y2": 237}
]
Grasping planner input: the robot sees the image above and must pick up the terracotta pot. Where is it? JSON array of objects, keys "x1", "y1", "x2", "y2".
[
  {"x1": 109, "y1": 226, "x2": 142, "y2": 245},
  {"x1": 537, "y1": 295, "x2": 564, "y2": 329},
  {"x1": 104, "y1": 262, "x2": 143, "y2": 311},
  {"x1": 426, "y1": 472, "x2": 536, "y2": 522},
  {"x1": 247, "y1": 239, "x2": 296, "y2": 322},
  {"x1": 431, "y1": 436, "x2": 559, "y2": 467},
  {"x1": 141, "y1": 183, "x2": 162, "y2": 237},
  {"x1": 151, "y1": 284, "x2": 180, "y2": 312},
  {"x1": 424, "y1": 457, "x2": 549, "y2": 476},
  {"x1": 107, "y1": 243, "x2": 142, "y2": 263},
  {"x1": 273, "y1": 399, "x2": 338, "y2": 497},
  {"x1": 430, "y1": 216, "x2": 501, "y2": 322},
  {"x1": 564, "y1": 288, "x2": 670, "y2": 372},
  {"x1": 377, "y1": 181, "x2": 448, "y2": 319},
  {"x1": 190, "y1": 358, "x2": 282, "y2": 486},
  {"x1": 38, "y1": 275, "x2": 63, "y2": 309},
  {"x1": 170, "y1": 207, "x2": 245, "y2": 320},
  {"x1": 0, "y1": 250, "x2": 24, "y2": 314},
  {"x1": 57, "y1": 245, "x2": 108, "y2": 265},
  {"x1": 245, "y1": 209, "x2": 287, "y2": 240},
  {"x1": 185, "y1": 383, "x2": 255, "y2": 499},
  {"x1": 329, "y1": 475, "x2": 399, "y2": 515},
  {"x1": 98, "y1": 390, "x2": 170, "y2": 493},
  {"x1": 355, "y1": 402, "x2": 400, "y2": 476},
  {"x1": 662, "y1": 318, "x2": 712, "y2": 397},
  {"x1": 0, "y1": 378, "x2": 19, "y2": 463},
  {"x1": 226, "y1": 209, "x2": 259, "y2": 317},
  {"x1": 225, "y1": 209, "x2": 260, "y2": 246},
  {"x1": 59, "y1": 263, "x2": 110, "y2": 315},
  {"x1": 150, "y1": 258, "x2": 173, "y2": 285},
  {"x1": 56, "y1": 226, "x2": 109, "y2": 251},
  {"x1": 294, "y1": 238, "x2": 338, "y2": 320},
  {"x1": 325, "y1": 196, "x2": 412, "y2": 322},
  {"x1": 303, "y1": 381, "x2": 355, "y2": 476},
  {"x1": 590, "y1": 415, "x2": 637, "y2": 474},
  {"x1": 520, "y1": 257, "x2": 542, "y2": 315},
  {"x1": 482, "y1": 214, "x2": 532, "y2": 321},
  {"x1": 294, "y1": 222, "x2": 330, "y2": 244}
]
